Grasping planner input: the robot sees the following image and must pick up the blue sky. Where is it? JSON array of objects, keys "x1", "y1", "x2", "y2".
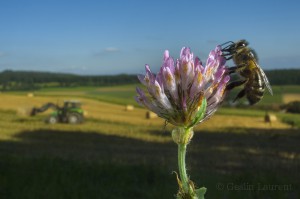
[{"x1": 0, "y1": 0, "x2": 300, "y2": 75}]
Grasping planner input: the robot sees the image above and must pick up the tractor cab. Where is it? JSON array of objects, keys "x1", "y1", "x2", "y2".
[{"x1": 64, "y1": 101, "x2": 81, "y2": 109}]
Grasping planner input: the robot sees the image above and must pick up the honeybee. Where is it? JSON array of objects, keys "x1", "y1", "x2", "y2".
[{"x1": 220, "y1": 39, "x2": 273, "y2": 105}]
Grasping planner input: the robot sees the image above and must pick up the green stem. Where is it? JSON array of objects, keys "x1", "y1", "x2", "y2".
[
  {"x1": 178, "y1": 141, "x2": 189, "y2": 193},
  {"x1": 176, "y1": 127, "x2": 206, "y2": 199}
]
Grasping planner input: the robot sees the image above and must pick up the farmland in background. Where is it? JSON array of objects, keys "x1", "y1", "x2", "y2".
[
  {"x1": 13, "y1": 84, "x2": 300, "y2": 127},
  {"x1": 0, "y1": 84, "x2": 299, "y2": 199}
]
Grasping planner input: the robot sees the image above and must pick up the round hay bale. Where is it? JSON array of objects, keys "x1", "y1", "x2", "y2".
[
  {"x1": 264, "y1": 113, "x2": 277, "y2": 123},
  {"x1": 146, "y1": 111, "x2": 157, "y2": 119},
  {"x1": 125, "y1": 105, "x2": 134, "y2": 111},
  {"x1": 17, "y1": 106, "x2": 33, "y2": 117},
  {"x1": 27, "y1": 93, "x2": 34, "y2": 97},
  {"x1": 269, "y1": 114, "x2": 277, "y2": 122}
]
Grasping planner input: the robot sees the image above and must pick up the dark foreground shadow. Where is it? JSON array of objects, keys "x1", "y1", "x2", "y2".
[
  {"x1": 0, "y1": 127, "x2": 299, "y2": 174},
  {"x1": 189, "y1": 128, "x2": 300, "y2": 173},
  {"x1": 0, "y1": 129, "x2": 176, "y2": 165},
  {"x1": 0, "y1": 128, "x2": 299, "y2": 199}
]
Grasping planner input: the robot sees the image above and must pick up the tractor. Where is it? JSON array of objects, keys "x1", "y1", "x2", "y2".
[{"x1": 30, "y1": 101, "x2": 84, "y2": 124}]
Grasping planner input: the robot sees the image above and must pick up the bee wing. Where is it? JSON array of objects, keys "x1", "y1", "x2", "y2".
[
  {"x1": 258, "y1": 65, "x2": 273, "y2": 95},
  {"x1": 251, "y1": 59, "x2": 273, "y2": 96}
]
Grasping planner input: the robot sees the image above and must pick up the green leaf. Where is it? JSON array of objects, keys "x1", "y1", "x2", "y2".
[
  {"x1": 189, "y1": 98, "x2": 207, "y2": 128},
  {"x1": 195, "y1": 187, "x2": 207, "y2": 199}
]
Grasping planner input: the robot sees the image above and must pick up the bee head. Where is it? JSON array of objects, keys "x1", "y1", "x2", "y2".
[
  {"x1": 220, "y1": 39, "x2": 249, "y2": 58},
  {"x1": 235, "y1": 40, "x2": 249, "y2": 49}
]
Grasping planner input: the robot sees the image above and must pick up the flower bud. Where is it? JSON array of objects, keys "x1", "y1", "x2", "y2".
[{"x1": 172, "y1": 127, "x2": 194, "y2": 145}]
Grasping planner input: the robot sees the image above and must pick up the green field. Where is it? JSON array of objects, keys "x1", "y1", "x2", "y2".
[
  {"x1": 22, "y1": 84, "x2": 299, "y2": 106},
  {"x1": 31, "y1": 84, "x2": 141, "y2": 106},
  {"x1": 0, "y1": 85, "x2": 299, "y2": 199}
]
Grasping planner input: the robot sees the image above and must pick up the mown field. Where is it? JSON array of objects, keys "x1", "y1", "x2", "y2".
[{"x1": 0, "y1": 85, "x2": 299, "y2": 199}]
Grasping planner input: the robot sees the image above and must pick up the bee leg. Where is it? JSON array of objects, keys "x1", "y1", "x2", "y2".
[
  {"x1": 227, "y1": 66, "x2": 238, "y2": 74},
  {"x1": 233, "y1": 89, "x2": 246, "y2": 102},
  {"x1": 225, "y1": 56, "x2": 233, "y2": 60},
  {"x1": 227, "y1": 64, "x2": 246, "y2": 74},
  {"x1": 221, "y1": 53, "x2": 234, "y2": 60},
  {"x1": 226, "y1": 79, "x2": 247, "y2": 91}
]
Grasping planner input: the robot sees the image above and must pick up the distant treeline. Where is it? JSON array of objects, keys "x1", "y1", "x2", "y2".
[
  {"x1": 265, "y1": 69, "x2": 300, "y2": 85},
  {"x1": 0, "y1": 69, "x2": 299, "y2": 91},
  {"x1": 0, "y1": 70, "x2": 139, "y2": 91}
]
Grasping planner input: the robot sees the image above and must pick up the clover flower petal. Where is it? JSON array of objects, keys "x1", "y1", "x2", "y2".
[{"x1": 136, "y1": 46, "x2": 229, "y2": 127}]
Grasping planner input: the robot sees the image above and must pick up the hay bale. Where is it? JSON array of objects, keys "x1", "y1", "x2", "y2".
[
  {"x1": 146, "y1": 111, "x2": 157, "y2": 119},
  {"x1": 269, "y1": 114, "x2": 277, "y2": 122},
  {"x1": 27, "y1": 93, "x2": 34, "y2": 97},
  {"x1": 17, "y1": 106, "x2": 33, "y2": 116},
  {"x1": 264, "y1": 113, "x2": 277, "y2": 123},
  {"x1": 125, "y1": 105, "x2": 134, "y2": 111}
]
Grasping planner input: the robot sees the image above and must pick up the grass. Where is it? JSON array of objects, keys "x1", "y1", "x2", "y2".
[
  {"x1": 226, "y1": 85, "x2": 282, "y2": 105},
  {"x1": 0, "y1": 89, "x2": 299, "y2": 199},
  {"x1": 217, "y1": 107, "x2": 266, "y2": 117},
  {"x1": 1, "y1": 156, "x2": 298, "y2": 199},
  {"x1": 25, "y1": 84, "x2": 139, "y2": 106},
  {"x1": 0, "y1": 156, "x2": 178, "y2": 199},
  {"x1": 275, "y1": 85, "x2": 300, "y2": 94},
  {"x1": 278, "y1": 112, "x2": 300, "y2": 129},
  {"x1": 0, "y1": 123, "x2": 298, "y2": 199}
]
